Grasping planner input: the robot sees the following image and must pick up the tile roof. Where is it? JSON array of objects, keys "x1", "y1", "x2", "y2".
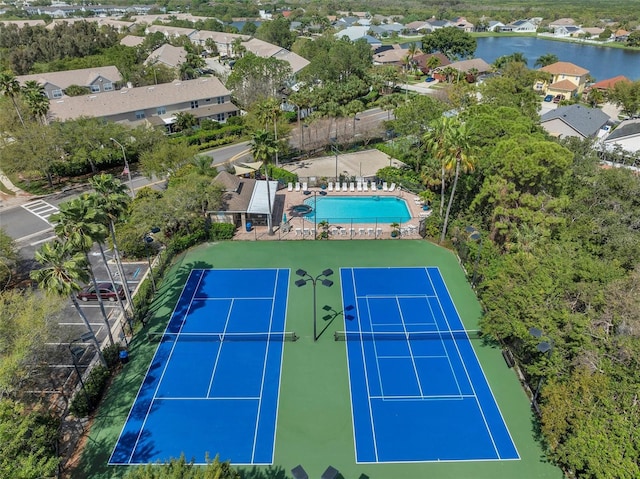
[
  {"x1": 541, "y1": 104, "x2": 610, "y2": 138},
  {"x1": 442, "y1": 58, "x2": 491, "y2": 73},
  {"x1": 549, "y1": 79, "x2": 580, "y2": 91},
  {"x1": 591, "y1": 75, "x2": 630, "y2": 90},
  {"x1": 16, "y1": 66, "x2": 122, "y2": 90},
  {"x1": 540, "y1": 61, "x2": 589, "y2": 76},
  {"x1": 48, "y1": 78, "x2": 231, "y2": 121}
]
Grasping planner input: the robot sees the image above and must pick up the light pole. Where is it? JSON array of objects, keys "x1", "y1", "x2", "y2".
[
  {"x1": 465, "y1": 226, "x2": 483, "y2": 288},
  {"x1": 295, "y1": 268, "x2": 334, "y2": 341},
  {"x1": 529, "y1": 327, "x2": 554, "y2": 414},
  {"x1": 144, "y1": 227, "x2": 160, "y2": 293},
  {"x1": 110, "y1": 138, "x2": 135, "y2": 197},
  {"x1": 330, "y1": 140, "x2": 339, "y2": 182}
]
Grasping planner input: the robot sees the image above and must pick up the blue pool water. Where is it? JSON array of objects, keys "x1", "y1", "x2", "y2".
[{"x1": 303, "y1": 196, "x2": 411, "y2": 224}]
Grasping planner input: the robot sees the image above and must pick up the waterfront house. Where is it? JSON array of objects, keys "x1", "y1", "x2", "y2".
[
  {"x1": 540, "y1": 104, "x2": 610, "y2": 139},
  {"x1": 535, "y1": 61, "x2": 590, "y2": 98},
  {"x1": 501, "y1": 19, "x2": 537, "y2": 33}
]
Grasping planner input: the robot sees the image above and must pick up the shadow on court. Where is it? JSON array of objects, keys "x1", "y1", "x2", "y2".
[{"x1": 238, "y1": 465, "x2": 287, "y2": 479}]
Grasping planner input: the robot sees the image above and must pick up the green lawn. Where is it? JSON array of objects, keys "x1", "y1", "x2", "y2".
[{"x1": 73, "y1": 240, "x2": 563, "y2": 479}]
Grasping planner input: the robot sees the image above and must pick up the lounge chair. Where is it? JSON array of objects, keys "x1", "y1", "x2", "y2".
[
  {"x1": 367, "y1": 227, "x2": 374, "y2": 236},
  {"x1": 302, "y1": 182, "x2": 308, "y2": 191},
  {"x1": 295, "y1": 182, "x2": 301, "y2": 192},
  {"x1": 356, "y1": 182, "x2": 363, "y2": 192},
  {"x1": 327, "y1": 182, "x2": 333, "y2": 191},
  {"x1": 358, "y1": 227, "x2": 365, "y2": 236},
  {"x1": 363, "y1": 182, "x2": 369, "y2": 192},
  {"x1": 342, "y1": 183, "x2": 348, "y2": 192},
  {"x1": 382, "y1": 182, "x2": 388, "y2": 191},
  {"x1": 349, "y1": 182, "x2": 355, "y2": 192},
  {"x1": 330, "y1": 227, "x2": 339, "y2": 236},
  {"x1": 288, "y1": 182, "x2": 293, "y2": 191},
  {"x1": 321, "y1": 466, "x2": 339, "y2": 479},
  {"x1": 376, "y1": 227, "x2": 382, "y2": 238},
  {"x1": 349, "y1": 227, "x2": 356, "y2": 237},
  {"x1": 388, "y1": 182, "x2": 396, "y2": 192},
  {"x1": 291, "y1": 465, "x2": 309, "y2": 479}
]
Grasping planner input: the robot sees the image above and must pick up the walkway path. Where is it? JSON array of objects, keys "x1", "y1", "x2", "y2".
[{"x1": 0, "y1": 170, "x2": 34, "y2": 210}]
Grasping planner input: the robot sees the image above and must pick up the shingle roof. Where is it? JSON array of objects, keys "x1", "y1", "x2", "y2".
[
  {"x1": 49, "y1": 78, "x2": 231, "y2": 121},
  {"x1": 540, "y1": 61, "x2": 589, "y2": 76},
  {"x1": 120, "y1": 35, "x2": 144, "y2": 47},
  {"x1": 146, "y1": 44, "x2": 187, "y2": 68},
  {"x1": 442, "y1": 58, "x2": 491, "y2": 73},
  {"x1": 541, "y1": 104, "x2": 610, "y2": 137},
  {"x1": 16, "y1": 66, "x2": 122, "y2": 90},
  {"x1": 605, "y1": 119, "x2": 640, "y2": 141}
]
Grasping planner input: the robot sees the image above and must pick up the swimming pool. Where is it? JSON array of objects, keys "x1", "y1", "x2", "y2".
[{"x1": 303, "y1": 195, "x2": 411, "y2": 224}]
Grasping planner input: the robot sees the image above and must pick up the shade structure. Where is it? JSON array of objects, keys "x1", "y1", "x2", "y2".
[
  {"x1": 233, "y1": 165, "x2": 258, "y2": 176},
  {"x1": 240, "y1": 161, "x2": 263, "y2": 170},
  {"x1": 247, "y1": 180, "x2": 278, "y2": 214}
]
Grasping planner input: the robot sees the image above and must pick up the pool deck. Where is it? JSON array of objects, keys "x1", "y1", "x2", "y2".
[{"x1": 234, "y1": 187, "x2": 432, "y2": 241}]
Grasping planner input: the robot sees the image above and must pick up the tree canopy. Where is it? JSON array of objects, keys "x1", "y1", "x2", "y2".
[{"x1": 420, "y1": 27, "x2": 477, "y2": 60}]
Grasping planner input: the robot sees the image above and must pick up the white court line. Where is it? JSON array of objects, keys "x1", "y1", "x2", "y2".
[
  {"x1": 350, "y1": 270, "x2": 380, "y2": 462},
  {"x1": 192, "y1": 296, "x2": 274, "y2": 301},
  {"x1": 251, "y1": 268, "x2": 280, "y2": 463},
  {"x1": 206, "y1": 299, "x2": 234, "y2": 397},
  {"x1": 156, "y1": 396, "x2": 260, "y2": 401},
  {"x1": 426, "y1": 268, "x2": 500, "y2": 459},
  {"x1": 122, "y1": 269, "x2": 205, "y2": 465},
  {"x1": 371, "y1": 394, "x2": 474, "y2": 401},
  {"x1": 425, "y1": 297, "x2": 463, "y2": 396},
  {"x1": 378, "y1": 354, "x2": 449, "y2": 359},
  {"x1": 397, "y1": 296, "x2": 425, "y2": 397}
]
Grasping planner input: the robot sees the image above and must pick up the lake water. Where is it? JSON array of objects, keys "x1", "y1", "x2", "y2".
[{"x1": 475, "y1": 36, "x2": 640, "y2": 81}]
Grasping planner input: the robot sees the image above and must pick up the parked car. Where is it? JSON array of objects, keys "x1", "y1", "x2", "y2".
[
  {"x1": 77, "y1": 283, "x2": 125, "y2": 302},
  {"x1": 553, "y1": 94, "x2": 564, "y2": 104},
  {"x1": 544, "y1": 94, "x2": 554, "y2": 102},
  {"x1": 425, "y1": 77, "x2": 435, "y2": 82}
]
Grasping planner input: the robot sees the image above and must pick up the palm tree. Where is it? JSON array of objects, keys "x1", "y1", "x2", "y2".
[
  {"x1": 534, "y1": 53, "x2": 559, "y2": 68},
  {"x1": 31, "y1": 241, "x2": 107, "y2": 366},
  {"x1": 88, "y1": 174, "x2": 134, "y2": 318},
  {"x1": 250, "y1": 130, "x2": 277, "y2": 235},
  {"x1": 0, "y1": 71, "x2": 25, "y2": 127},
  {"x1": 424, "y1": 117, "x2": 451, "y2": 217},
  {"x1": 85, "y1": 192, "x2": 131, "y2": 334},
  {"x1": 50, "y1": 198, "x2": 115, "y2": 346},
  {"x1": 21, "y1": 80, "x2": 49, "y2": 125},
  {"x1": 437, "y1": 118, "x2": 476, "y2": 243},
  {"x1": 252, "y1": 97, "x2": 283, "y2": 166}
]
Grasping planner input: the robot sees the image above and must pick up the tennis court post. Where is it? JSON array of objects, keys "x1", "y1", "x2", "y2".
[{"x1": 295, "y1": 268, "x2": 334, "y2": 341}]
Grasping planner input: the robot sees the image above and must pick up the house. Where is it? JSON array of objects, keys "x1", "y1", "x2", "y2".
[
  {"x1": 554, "y1": 25, "x2": 583, "y2": 37},
  {"x1": 370, "y1": 23, "x2": 404, "y2": 37},
  {"x1": 47, "y1": 77, "x2": 239, "y2": 129},
  {"x1": 614, "y1": 29, "x2": 630, "y2": 42},
  {"x1": 501, "y1": 19, "x2": 537, "y2": 33},
  {"x1": 581, "y1": 27, "x2": 605, "y2": 38},
  {"x1": 145, "y1": 44, "x2": 187, "y2": 69},
  {"x1": 120, "y1": 35, "x2": 145, "y2": 48},
  {"x1": 404, "y1": 20, "x2": 430, "y2": 34},
  {"x1": 373, "y1": 47, "x2": 410, "y2": 66},
  {"x1": 334, "y1": 25, "x2": 370, "y2": 41},
  {"x1": 16, "y1": 66, "x2": 123, "y2": 99},
  {"x1": 209, "y1": 171, "x2": 279, "y2": 231},
  {"x1": 540, "y1": 104, "x2": 610, "y2": 139},
  {"x1": 486, "y1": 21, "x2": 505, "y2": 32},
  {"x1": 453, "y1": 17, "x2": 474, "y2": 33},
  {"x1": 422, "y1": 17, "x2": 454, "y2": 32},
  {"x1": 145, "y1": 24, "x2": 198, "y2": 41},
  {"x1": 432, "y1": 58, "x2": 491, "y2": 81},
  {"x1": 548, "y1": 18, "x2": 576, "y2": 31},
  {"x1": 589, "y1": 75, "x2": 630, "y2": 93},
  {"x1": 536, "y1": 61, "x2": 590, "y2": 98},
  {"x1": 413, "y1": 53, "x2": 451, "y2": 73},
  {"x1": 602, "y1": 119, "x2": 640, "y2": 155}
]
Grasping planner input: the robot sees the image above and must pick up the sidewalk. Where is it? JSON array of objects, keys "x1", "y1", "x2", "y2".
[{"x1": 0, "y1": 170, "x2": 34, "y2": 210}]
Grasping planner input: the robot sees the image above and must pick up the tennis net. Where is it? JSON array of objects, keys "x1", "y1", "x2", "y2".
[
  {"x1": 147, "y1": 331, "x2": 299, "y2": 343},
  {"x1": 334, "y1": 329, "x2": 481, "y2": 341}
]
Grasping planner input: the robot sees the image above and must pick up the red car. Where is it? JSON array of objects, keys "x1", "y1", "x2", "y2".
[{"x1": 77, "y1": 283, "x2": 125, "y2": 302}]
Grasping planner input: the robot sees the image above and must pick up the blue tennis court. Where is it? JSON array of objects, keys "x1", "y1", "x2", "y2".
[
  {"x1": 340, "y1": 267, "x2": 519, "y2": 463},
  {"x1": 109, "y1": 268, "x2": 290, "y2": 465}
]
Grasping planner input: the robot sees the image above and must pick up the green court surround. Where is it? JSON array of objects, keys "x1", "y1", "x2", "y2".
[{"x1": 72, "y1": 240, "x2": 563, "y2": 479}]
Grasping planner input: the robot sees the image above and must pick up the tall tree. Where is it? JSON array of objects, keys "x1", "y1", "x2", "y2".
[
  {"x1": 0, "y1": 71, "x2": 24, "y2": 127},
  {"x1": 226, "y1": 53, "x2": 291, "y2": 109},
  {"x1": 50, "y1": 198, "x2": 115, "y2": 347},
  {"x1": 421, "y1": 27, "x2": 476, "y2": 60},
  {"x1": 21, "y1": 80, "x2": 49, "y2": 125},
  {"x1": 30, "y1": 241, "x2": 106, "y2": 366},
  {"x1": 89, "y1": 174, "x2": 135, "y2": 324},
  {"x1": 249, "y1": 130, "x2": 277, "y2": 235},
  {"x1": 534, "y1": 53, "x2": 559, "y2": 68}
]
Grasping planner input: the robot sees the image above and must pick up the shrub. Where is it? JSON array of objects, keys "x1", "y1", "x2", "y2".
[
  {"x1": 210, "y1": 223, "x2": 236, "y2": 240},
  {"x1": 69, "y1": 365, "x2": 111, "y2": 417}
]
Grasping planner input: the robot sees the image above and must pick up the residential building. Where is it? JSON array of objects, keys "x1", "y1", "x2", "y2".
[
  {"x1": 120, "y1": 35, "x2": 145, "y2": 47},
  {"x1": 486, "y1": 21, "x2": 505, "y2": 32},
  {"x1": 553, "y1": 25, "x2": 584, "y2": 37},
  {"x1": 589, "y1": 75, "x2": 630, "y2": 93},
  {"x1": 602, "y1": 119, "x2": 640, "y2": 155},
  {"x1": 501, "y1": 19, "x2": 537, "y2": 33},
  {"x1": 433, "y1": 58, "x2": 491, "y2": 81},
  {"x1": 145, "y1": 44, "x2": 187, "y2": 69},
  {"x1": 453, "y1": 17, "x2": 474, "y2": 33},
  {"x1": 413, "y1": 53, "x2": 451, "y2": 74},
  {"x1": 16, "y1": 66, "x2": 122, "y2": 99},
  {"x1": 536, "y1": 61, "x2": 590, "y2": 98},
  {"x1": 47, "y1": 77, "x2": 239, "y2": 129},
  {"x1": 540, "y1": 104, "x2": 610, "y2": 139},
  {"x1": 548, "y1": 18, "x2": 576, "y2": 31}
]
